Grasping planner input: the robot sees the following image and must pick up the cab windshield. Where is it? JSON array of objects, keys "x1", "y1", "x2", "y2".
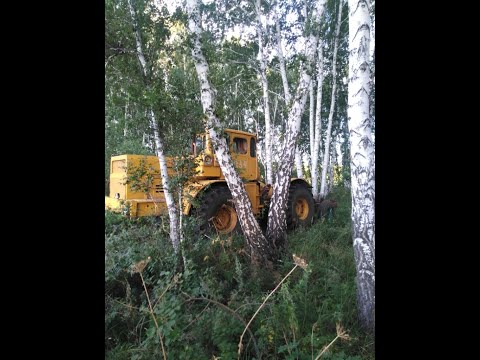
[{"x1": 192, "y1": 134, "x2": 205, "y2": 156}]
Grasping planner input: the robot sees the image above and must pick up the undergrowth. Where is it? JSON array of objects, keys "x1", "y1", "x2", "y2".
[{"x1": 105, "y1": 187, "x2": 374, "y2": 359}]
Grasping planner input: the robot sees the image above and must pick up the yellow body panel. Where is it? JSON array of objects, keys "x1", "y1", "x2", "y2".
[
  {"x1": 105, "y1": 195, "x2": 124, "y2": 213},
  {"x1": 105, "y1": 196, "x2": 167, "y2": 217},
  {"x1": 244, "y1": 182, "x2": 261, "y2": 215},
  {"x1": 129, "y1": 198, "x2": 167, "y2": 217},
  {"x1": 109, "y1": 154, "x2": 175, "y2": 201}
]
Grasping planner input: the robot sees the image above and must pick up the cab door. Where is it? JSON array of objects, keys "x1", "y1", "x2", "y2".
[{"x1": 231, "y1": 135, "x2": 250, "y2": 178}]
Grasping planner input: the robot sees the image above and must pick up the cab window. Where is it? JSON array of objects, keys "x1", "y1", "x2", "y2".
[
  {"x1": 192, "y1": 135, "x2": 205, "y2": 156},
  {"x1": 232, "y1": 137, "x2": 248, "y2": 154}
]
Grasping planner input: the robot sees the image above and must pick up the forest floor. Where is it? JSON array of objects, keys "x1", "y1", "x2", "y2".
[{"x1": 105, "y1": 186, "x2": 375, "y2": 359}]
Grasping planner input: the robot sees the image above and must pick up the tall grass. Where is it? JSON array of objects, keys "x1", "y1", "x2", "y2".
[{"x1": 105, "y1": 187, "x2": 374, "y2": 359}]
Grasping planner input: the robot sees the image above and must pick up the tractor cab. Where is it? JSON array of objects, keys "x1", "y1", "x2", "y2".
[{"x1": 190, "y1": 129, "x2": 260, "y2": 181}]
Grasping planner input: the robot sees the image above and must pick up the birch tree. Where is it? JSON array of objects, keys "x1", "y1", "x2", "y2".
[
  {"x1": 267, "y1": 0, "x2": 327, "y2": 247},
  {"x1": 272, "y1": 0, "x2": 293, "y2": 141},
  {"x1": 327, "y1": 129, "x2": 338, "y2": 193},
  {"x1": 348, "y1": 0, "x2": 375, "y2": 332},
  {"x1": 126, "y1": 0, "x2": 180, "y2": 253},
  {"x1": 273, "y1": 0, "x2": 305, "y2": 180},
  {"x1": 254, "y1": 0, "x2": 273, "y2": 185},
  {"x1": 186, "y1": 0, "x2": 273, "y2": 264},
  {"x1": 311, "y1": 43, "x2": 324, "y2": 200},
  {"x1": 309, "y1": 77, "x2": 315, "y2": 172},
  {"x1": 294, "y1": 143, "x2": 304, "y2": 178},
  {"x1": 319, "y1": 0, "x2": 344, "y2": 199}
]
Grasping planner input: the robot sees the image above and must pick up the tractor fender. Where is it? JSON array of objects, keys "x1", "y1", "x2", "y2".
[
  {"x1": 182, "y1": 180, "x2": 228, "y2": 215},
  {"x1": 290, "y1": 178, "x2": 312, "y2": 189}
]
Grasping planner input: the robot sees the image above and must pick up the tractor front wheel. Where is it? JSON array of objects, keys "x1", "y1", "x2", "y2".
[
  {"x1": 197, "y1": 186, "x2": 241, "y2": 235},
  {"x1": 287, "y1": 183, "x2": 315, "y2": 229}
]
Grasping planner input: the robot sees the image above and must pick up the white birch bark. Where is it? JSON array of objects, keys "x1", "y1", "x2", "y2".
[
  {"x1": 274, "y1": 2, "x2": 303, "y2": 179},
  {"x1": 149, "y1": 111, "x2": 180, "y2": 252},
  {"x1": 254, "y1": 119, "x2": 266, "y2": 168},
  {"x1": 255, "y1": 0, "x2": 273, "y2": 185},
  {"x1": 309, "y1": 79, "x2": 315, "y2": 164},
  {"x1": 178, "y1": 188, "x2": 187, "y2": 268},
  {"x1": 187, "y1": 0, "x2": 272, "y2": 263},
  {"x1": 274, "y1": 8, "x2": 290, "y2": 105},
  {"x1": 267, "y1": 0, "x2": 327, "y2": 246},
  {"x1": 292, "y1": 97, "x2": 305, "y2": 182},
  {"x1": 370, "y1": 1, "x2": 375, "y2": 62},
  {"x1": 124, "y1": 98, "x2": 129, "y2": 137},
  {"x1": 127, "y1": 0, "x2": 180, "y2": 253},
  {"x1": 294, "y1": 150, "x2": 304, "y2": 178},
  {"x1": 293, "y1": 70, "x2": 305, "y2": 180},
  {"x1": 348, "y1": 0, "x2": 375, "y2": 332},
  {"x1": 327, "y1": 130, "x2": 337, "y2": 192},
  {"x1": 319, "y1": 0, "x2": 344, "y2": 199},
  {"x1": 312, "y1": 43, "x2": 324, "y2": 200}
]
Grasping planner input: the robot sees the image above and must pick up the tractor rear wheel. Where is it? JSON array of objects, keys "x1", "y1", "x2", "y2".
[
  {"x1": 287, "y1": 183, "x2": 315, "y2": 229},
  {"x1": 197, "y1": 186, "x2": 241, "y2": 235}
]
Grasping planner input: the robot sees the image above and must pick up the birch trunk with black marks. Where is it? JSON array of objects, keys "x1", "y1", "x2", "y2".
[
  {"x1": 187, "y1": 0, "x2": 273, "y2": 264},
  {"x1": 309, "y1": 79, "x2": 315, "y2": 169},
  {"x1": 255, "y1": 0, "x2": 273, "y2": 185},
  {"x1": 319, "y1": 0, "x2": 343, "y2": 199},
  {"x1": 124, "y1": 98, "x2": 129, "y2": 137},
  {"x1": 127, "y1": 0, "x2": 180, "y2": 253},
  {"x1": 274, "y1": 4, "x2": 303, "y2": 179},
  {"x1": 327, "y1": 131, "x2": 337, "y2": 193},
  {"x1": 274, "y1": 7, "x2": 290, "y2": 106},
  {"x1": 312, "y1": 44, "x2": 324, "y2": 200},
  {"x1": 370, "y1": 1, "x2": 375, "y2": 63},
  {"x1": 267, "y1": 0, "x2": 327, "y2": 248},
  {"x1": 348, "y1": 0, "x2": 375, "y2": 332}
]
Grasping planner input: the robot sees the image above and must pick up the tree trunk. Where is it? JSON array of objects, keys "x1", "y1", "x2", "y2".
[
  {"x1": 267, "y1": 0, "x2": 327, "y2": 248},
  {"x1": 150, "y1": 110, "x2": 180, "y2": 253},
  {"x1": 309, "y1": 79, "x2": 315, "y2": 166},
  {"x1": 319, "y1": 0, "x2": 343, "y2": 199},
  {"x1": 339, "y1": 116, "x2": 350, "y2": 188},
  {"x1": 124, "y1": 97, "x2": 129, "y2": 137},
  {"x1": 254, "y1": 118, "x2": 266, "y2": 170},
  {"x1": 370, "y1": 1, "x2": 375, "y2": 63},
  {"x1": 274, "y1": 2, "x2": 303, "y2": 180},
  {"x1": 327, "y1": 130, "x2": 337, "y2": 193},
  {"x1": 348, "y1": 0, "x2": 375, "y2": 332},
  {"x1": 311, "y1": 43, "x2": 324, "y2": 200},
  {"x1": 294, "y1": 150, "x2": 303, "y2": 178},
  {"x1": 187, "y1": 0, "x2": 273, "y2": 264},
  {"x1": 127, "y1": 0, "x2": 180, "y2": 253},
  {"x1": 274, "y1": 3, "x2": 291, "y2": 105},
  {"x1": 255, "y1": 0, "x2": 273, "y2": 185}
]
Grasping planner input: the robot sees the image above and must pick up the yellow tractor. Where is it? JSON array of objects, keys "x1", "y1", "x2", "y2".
[{"x1": 105, "y1": 129, "x2": 315, "y2": 234}]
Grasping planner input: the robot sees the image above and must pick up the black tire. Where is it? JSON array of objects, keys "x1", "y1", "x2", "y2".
[
  {"x1": 197, "y1": 186, "x2": 242, "y2": 235},
  {"x1": 287, "y1": 183, "x2": 315, "y2": 229}
]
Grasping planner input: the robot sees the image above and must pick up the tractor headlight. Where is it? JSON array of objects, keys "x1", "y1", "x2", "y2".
[{"x1": 204, "y1": 155, "x2": 213, "y2": 166}]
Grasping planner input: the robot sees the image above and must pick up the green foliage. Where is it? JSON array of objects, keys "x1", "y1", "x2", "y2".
[
  {"x1": 105, "y1": 187, "x2": 374, "y2": 359},
  {"x1": 105, "y1": 0, "x2": 204, "y2": 191},
  {"x1": 123, "y1": 158, "x2": 155, "y2": 195}
]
